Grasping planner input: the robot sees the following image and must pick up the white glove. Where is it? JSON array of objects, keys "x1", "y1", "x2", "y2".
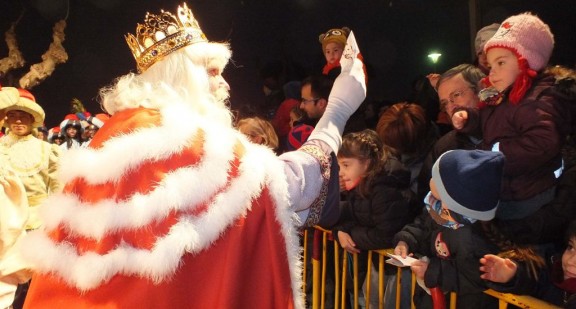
[{"x1": 308, "y1": 31, "x2": 367, "y2": 154}]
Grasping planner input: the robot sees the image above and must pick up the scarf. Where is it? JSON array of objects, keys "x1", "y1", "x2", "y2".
[{"x1": 424, "y1": 192, "x2": 475, "y2": 230}]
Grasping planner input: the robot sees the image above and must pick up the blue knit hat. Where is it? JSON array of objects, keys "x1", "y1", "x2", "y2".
[{"x1": 432, "y1": 150, "x2": 505, "y2": 221}]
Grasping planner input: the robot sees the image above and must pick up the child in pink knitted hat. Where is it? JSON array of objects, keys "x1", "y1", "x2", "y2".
[{"x1": 452, "y1": 12, "x2": 572, "y2": 220}]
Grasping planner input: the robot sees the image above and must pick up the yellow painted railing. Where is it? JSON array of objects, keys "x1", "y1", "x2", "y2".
[{"x1": 303, "y1": 227, "x2": 561, "y2": 309}]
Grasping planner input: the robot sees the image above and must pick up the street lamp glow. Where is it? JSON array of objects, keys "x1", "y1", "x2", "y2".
[{"x1": 428, "y1": 52, "x2": 442, "y2": 63}]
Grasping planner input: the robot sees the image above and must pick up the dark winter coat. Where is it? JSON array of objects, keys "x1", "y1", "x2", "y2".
[
  {"x1": 487, "y1": 257, "x2": 576, "y2": 308},
  {"x1": 333, "y1": 157, "x2": 421, "y2": 250},
  {"x1": 496, "y1": 164, "x2": 576, "y2": 246},
  {"x1": 458, "y1": 74, "x2": 572, "y2": 201},
  {"x1": 393, "y1": 211, "x2": 500, "y2": 308}
]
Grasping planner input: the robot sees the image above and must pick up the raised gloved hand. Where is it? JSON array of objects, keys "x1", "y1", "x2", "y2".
[{"x1": 308, "y1": 31, "x2": 367, "y2": 154}]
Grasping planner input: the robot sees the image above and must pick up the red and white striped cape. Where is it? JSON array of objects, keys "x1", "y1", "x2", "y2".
[{"x1": 21, "y1": 103, "x2": 311, "y2": 308}]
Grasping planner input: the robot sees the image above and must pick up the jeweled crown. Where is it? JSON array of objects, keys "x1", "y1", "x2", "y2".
[{"x1": 125, "y1": 3, "x2": 208, "y2": 72}]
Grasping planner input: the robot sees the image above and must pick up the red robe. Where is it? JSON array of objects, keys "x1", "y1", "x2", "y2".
[{"x1": 22, "y1": 105, "x2": 304, "y2": 308}]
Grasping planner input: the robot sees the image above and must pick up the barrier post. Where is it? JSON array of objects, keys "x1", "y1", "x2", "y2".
[
  {"x1": 312, "y1": 229, "x2": 322, "y2": 309},
  {"x1": 303, "y1": 228, "x2": 562, "y2": 309},
  {"x1": 353, "y1": 253, "x2": 359, "y2": 309},
  {"x1": 321, "y1": 231, "x2": 328, "y2": 309},
  {"x1": 303, "y1": 229, "x2": 308, "y2": 295}
]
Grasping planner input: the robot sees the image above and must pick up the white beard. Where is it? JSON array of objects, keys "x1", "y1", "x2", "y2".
[{"x1": 212, "y1": 86, "x2": 230, "y2": 106}]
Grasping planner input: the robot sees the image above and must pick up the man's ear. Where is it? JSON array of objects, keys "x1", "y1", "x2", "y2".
[{"x1": 318, "y1": 98, "x2": 328, "y2": 110}]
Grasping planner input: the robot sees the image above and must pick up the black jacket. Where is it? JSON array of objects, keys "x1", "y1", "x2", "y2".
[
  {"x1": 333, "y1": 157, "x2": 421, "y2": 250},
  {"x1": 393, "y1": 212, "x2": 499, "y2": 296},
  {"x1": 496, "y1": 165, "x2": 576, "y2": 246}
]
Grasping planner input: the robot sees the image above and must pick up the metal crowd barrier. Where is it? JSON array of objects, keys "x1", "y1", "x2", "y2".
[{"x1": 303, "y1": 226, "x2": 561, "y2": 309}]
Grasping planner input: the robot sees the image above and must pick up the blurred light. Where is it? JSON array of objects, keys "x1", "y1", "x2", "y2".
[{"x1": 428, "y1": 52, "x2": 442, "y2": 63}]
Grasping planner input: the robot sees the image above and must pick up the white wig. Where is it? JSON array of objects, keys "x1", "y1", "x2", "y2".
[{"x1": 99, "y1": 42, "x2": 233, "y2": 127}]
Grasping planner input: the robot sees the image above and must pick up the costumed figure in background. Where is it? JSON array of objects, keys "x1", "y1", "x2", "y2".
[
  {"x1": 0, "y1": 97, "x2": 31, "y2": 309},
  {"x1": 0, "y1": 86, "x2": 60, "y2": 231},
  {"x1": 46, "y1": 127, "x2": 65, "y2": 145},
  {"x1": 21, "y1": 3, "x2": 366, "y2": 308},
  {"x1": 58, "y1": 114, "x2": 85, "y2": 151},
  {"x1": 81, "y1": 113, "x2": 109, "y2": 147},
  {"x1": 35, "y1": 126, "x2": 48, "y2": 141}
]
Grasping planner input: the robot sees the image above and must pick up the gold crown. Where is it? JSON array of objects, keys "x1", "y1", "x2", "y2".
[{"x1": 125, "y1": 3, "x2": 208, "y2": 72}]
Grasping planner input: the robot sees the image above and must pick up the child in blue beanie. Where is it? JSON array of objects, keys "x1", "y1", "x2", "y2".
[{"x1": 393, "y1": 149, "x2": 505, "y2": 308}]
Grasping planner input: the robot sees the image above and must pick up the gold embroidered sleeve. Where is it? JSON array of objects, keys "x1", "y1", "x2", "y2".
[{"x1": 298, "y1": 143, "x2": 332, "y2": 227}]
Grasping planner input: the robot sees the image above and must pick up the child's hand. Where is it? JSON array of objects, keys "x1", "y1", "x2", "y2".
[
  {"x1": 451, "y1": 110, "x2": 468, "y2": 130},
  {"x1": 394, "y1": 241, "x2": 410, "y2": 258},
  {"x1": 337, "y1": 231, "x2": 360, "y2": 254},
  {"x1": 0, "y1": 170, "x2": 24, "y2": 206},
  {"x1": 410, "y1": 259, "x2": 429, "y2": 280},
  {"x1": 479, "y1": 254, "x2": 517, "y2": 283}
]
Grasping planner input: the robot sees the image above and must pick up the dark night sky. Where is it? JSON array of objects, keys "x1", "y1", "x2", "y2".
[{"x1": 0, "y1": 0, "x2": 574, "y2": 128}]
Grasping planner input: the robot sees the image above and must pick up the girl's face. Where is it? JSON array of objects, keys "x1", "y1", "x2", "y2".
[
  {"x1": 66, "y1": 126, "x2": 78, "y2": 138},
  {"x1": 324, "y1": 42, "x2": 344, "y2": 65},
  {"x1": 563, "y1": 237, "x2": 576, "y2": 280},
  {"x1": 338, "y1": 157, "x2": 370, "y2": 191},
  {"x1": 486, "y1": 47, "x2": 521, "y2": 92}
]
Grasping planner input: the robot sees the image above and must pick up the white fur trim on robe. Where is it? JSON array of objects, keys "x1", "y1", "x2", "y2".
[{"x1": 19, "y1": 103, "x2": 326, "y2": 309}]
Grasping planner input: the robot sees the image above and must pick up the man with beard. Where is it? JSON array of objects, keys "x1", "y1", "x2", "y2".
[{"x1": 21, "y1": 3, "x2": 366, "y2": 308}]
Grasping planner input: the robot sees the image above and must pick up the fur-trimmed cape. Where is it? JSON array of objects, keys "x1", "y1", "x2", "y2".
[{"x1": 21, "y1": 103, "x2": 308, "y2": 309}]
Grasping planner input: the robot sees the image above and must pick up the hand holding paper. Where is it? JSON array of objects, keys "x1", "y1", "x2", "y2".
[{"x1": 385, "y1": 253, "x2": 418, "y2": 268}]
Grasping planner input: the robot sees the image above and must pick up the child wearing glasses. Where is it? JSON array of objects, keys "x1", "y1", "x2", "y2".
[{"x1": 452, "y1": 13, "x2": 572, "y2": 220}]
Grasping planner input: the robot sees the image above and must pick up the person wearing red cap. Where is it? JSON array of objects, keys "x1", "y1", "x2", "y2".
[
  {"x1": 452, "y1": 12, "x2": 572, "y2": 220},
  {"x1": 47, "y1": 126, "x2": 65, "y2": 145},
  {"x1": 0, "y1": 86, "x2": 61, "y2": 230},
  {"x1": 20, "y1": 3, "x2": 366, "y2": 309},
  {"x1": 59, "y1": 115, "x2": 84, "y2": 151}
]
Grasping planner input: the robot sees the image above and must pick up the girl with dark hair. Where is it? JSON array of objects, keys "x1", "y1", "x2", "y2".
[{"x1": 334, "y1": 129, "x2": 420, "y2": 308}]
